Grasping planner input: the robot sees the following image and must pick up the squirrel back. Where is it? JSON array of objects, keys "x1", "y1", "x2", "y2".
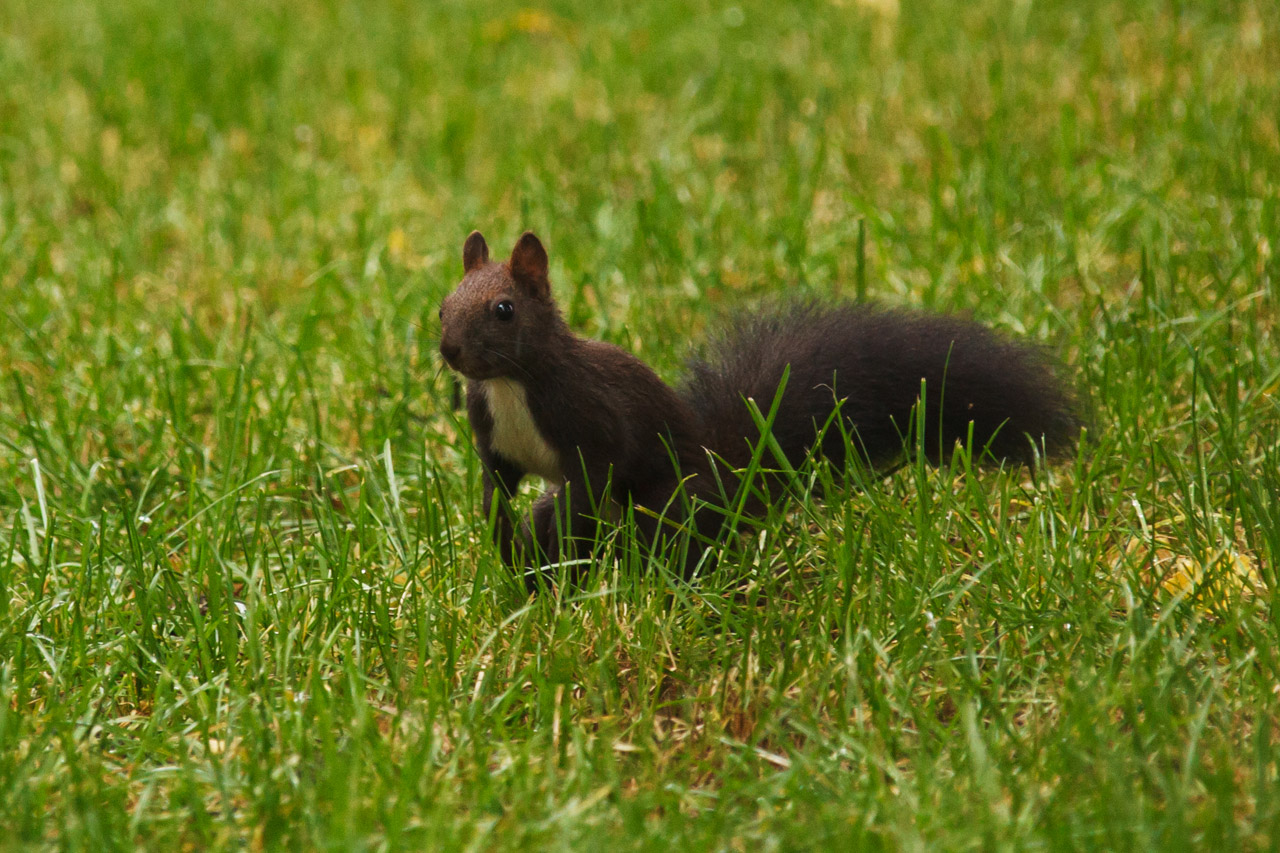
[{"x1": 439, "y1": 231, "x2": 1080, "y2": 580}]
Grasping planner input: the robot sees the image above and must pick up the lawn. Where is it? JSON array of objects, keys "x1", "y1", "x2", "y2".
[{"x1": 1, "y1": 0, "x2": 1278, "y2": 848}]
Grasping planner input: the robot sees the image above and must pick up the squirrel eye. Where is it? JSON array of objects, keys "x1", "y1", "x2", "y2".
[{"x1": 493, "y1": 300, "x2": 515, "y2": 321}]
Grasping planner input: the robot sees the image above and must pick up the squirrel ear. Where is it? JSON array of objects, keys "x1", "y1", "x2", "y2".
[
  {"x1": 509, "y1": 231, "x2": 550, "y2": 297},
  {"x1": 463, "y1": 231, "x2": 489, "y2": 272}
]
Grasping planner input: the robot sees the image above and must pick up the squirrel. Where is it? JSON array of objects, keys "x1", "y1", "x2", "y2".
[{"x1": 438, "y1": 230, "x2": 1080, "y2": 585}]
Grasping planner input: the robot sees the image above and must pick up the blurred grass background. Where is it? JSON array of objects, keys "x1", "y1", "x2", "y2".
[{"x1": 1, "y1": 0, "x2": 1279, "y2": 848}]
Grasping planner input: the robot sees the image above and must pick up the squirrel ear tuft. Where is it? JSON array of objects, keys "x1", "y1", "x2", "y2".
[
  {"x1": 509, "y1": 231, "x2": 550, "y2": 297},
  {"x1": 463, "y1": 231, "x2": 489, "y2": 272}
]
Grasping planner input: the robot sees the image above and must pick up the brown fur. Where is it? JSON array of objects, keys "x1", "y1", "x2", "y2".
[
  {"x1": 439, "y1": 231, "x2": 1080, "y2": 585},
  {"x1": 440, "y1": 231, "x2": 713, "y2": 580}
]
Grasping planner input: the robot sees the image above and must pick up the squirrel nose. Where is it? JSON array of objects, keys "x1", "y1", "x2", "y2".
[{"x1": 439, "y1": 339, "x2": 461, "y2": 365}]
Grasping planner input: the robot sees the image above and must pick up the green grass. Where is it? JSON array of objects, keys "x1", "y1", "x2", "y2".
[{"x1": 2, "y1": 0, "x2": 1279, "y2": 847}]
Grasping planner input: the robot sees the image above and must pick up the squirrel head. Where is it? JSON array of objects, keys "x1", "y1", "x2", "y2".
[{"x1": 439, "y1": 230, "x2": 567, "y2": 381}]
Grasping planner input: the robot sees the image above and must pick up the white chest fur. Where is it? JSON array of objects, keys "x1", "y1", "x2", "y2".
[{"x1": 480, "y1": 378, "x2": 564, "y2": 484}]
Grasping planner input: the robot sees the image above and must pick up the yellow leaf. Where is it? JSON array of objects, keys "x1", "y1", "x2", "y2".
[{"x1": 388, "y1": 227, "x2": 407, "y2": 260}]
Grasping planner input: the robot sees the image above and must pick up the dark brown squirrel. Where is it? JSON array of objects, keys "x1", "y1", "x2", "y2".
[{"x1": 438, "y1": 230, "x2": 1080, "y2": 585}]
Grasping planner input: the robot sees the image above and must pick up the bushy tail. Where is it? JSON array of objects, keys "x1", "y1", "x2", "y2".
[{"x1": 679, "y1": 302, "x2": 1080, "y2": 475}]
